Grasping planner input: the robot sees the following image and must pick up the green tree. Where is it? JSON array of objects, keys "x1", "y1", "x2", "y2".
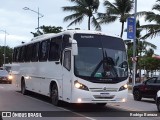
[
  {"x1": 0, "y1": 46, "x2": 13, "y2": 66},
  {"x1": 62, "y1": 0, "x2": 101, "y2": 30},
  {"x1": 31, "y1": 25, "x2": 63, "y2": 37},
  {"x1": 98, "y1": 0, "x2": 134, "y2": 38},
  {"x1": 138, "y1": 0, "x2": 160, "y2": 39},
  {"x1": 125, "y1": 20, "x2": 157, "y2": 78},
  {"x1": 139, "y1": 57, "x2": 160, "y2": 77}
]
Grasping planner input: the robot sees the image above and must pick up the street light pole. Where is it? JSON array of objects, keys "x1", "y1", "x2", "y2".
[
  {"x1": 38, "y1": 7, "x2": 40, "y2": 32},
  {"x1": 23, "y1": 7, "x2": 44, "y2": 32},
  {"x1": 132, "y1": 0, "x2": 137, "y2": 86}
]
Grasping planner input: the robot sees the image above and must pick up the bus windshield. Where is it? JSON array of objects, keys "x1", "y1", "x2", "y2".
[{"x1": 74, "y1": 33, "x2": 128, "y2": 83}]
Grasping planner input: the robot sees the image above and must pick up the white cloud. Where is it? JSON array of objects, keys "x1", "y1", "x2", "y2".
[{"x1": 0, "y1": 34, "x2": 30, "y2": 48}]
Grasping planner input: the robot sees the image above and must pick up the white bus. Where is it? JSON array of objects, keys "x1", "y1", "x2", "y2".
[{"x1": 12, "y1": 30, "x2": 128, "y2": 106}]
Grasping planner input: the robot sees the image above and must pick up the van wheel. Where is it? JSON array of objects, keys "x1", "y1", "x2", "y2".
[
  {"x1": 51, "y1": 84, "x2": 60, "y2": 106},
  {"x1": 21, "y1": 80, "x2": 27, "y2": 95},
  {"x1": 133, "y1": 90, "x2": 142, "y2": 101}
]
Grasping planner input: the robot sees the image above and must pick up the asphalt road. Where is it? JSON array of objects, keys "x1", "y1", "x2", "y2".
[{"x1": 0, "y1": 84, "x2": 159, "y2": 120}]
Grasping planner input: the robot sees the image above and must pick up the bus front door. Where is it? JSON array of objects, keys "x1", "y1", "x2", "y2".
[{"x1": 62, "y1": 50, "x2": 72, "y2": 102}]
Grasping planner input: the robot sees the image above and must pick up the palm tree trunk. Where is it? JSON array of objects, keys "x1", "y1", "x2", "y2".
[
  {"x1": 120, "y1": 22, "x2": 124, "y2": 38},
  {"x1": 88, "y1": 16, "x2": 91, "y2": 30}
]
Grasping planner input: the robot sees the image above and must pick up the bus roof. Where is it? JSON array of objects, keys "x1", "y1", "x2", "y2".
[{"x1": 14, "y1": 30, "x2": 120, "y2": 48}]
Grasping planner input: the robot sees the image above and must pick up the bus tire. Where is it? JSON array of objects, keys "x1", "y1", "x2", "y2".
[
  {"x1": 51, "y1": 84, "x2": 60, "y2": 106},
  {"x1": 21, "y1": 80, "x2": 27, "y2": 95}
]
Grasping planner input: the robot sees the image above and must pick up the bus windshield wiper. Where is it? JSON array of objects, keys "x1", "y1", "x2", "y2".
[
  {"x1": 91, "y1": 50, "x2": 118, "y2": 78},
  {"x1": 90, "y1": 46, "x2": 106, "y2": 77}
]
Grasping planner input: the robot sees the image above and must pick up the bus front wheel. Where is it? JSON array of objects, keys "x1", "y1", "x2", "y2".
[{"x1": 51, "y1": 84, "x2": 60, "y2": 106}]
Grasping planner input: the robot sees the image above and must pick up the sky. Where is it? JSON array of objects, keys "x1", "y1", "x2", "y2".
[{"x1": 0, "y1": 0, "x2": 160, "y2": 54}]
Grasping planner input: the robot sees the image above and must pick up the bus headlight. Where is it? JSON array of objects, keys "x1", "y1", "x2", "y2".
[
  {"x1": 8, "y1": 75, "x2": 13, "y2": 80},
  {"x1": 119, "y1": 84, "x2": 128, "y2": 91},
  {"x1": 74, "y1": 81, "x2": 89, "y2": 91}
]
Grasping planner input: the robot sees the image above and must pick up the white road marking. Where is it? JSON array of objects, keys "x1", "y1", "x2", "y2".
[
  {"x1": 107, "y1": 104, "x2": 143, "y2": 111},
  {"x1": 16, "y1": 92, "x2": 96, "y2": 120},
  {"x1": 57, "y1": 106, "x2": 96, "y2": 120}
]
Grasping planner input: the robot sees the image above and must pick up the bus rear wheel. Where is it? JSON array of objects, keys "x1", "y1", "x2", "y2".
[{"x1": 51, "y1": 84, "x2": 60, "y2": 106}]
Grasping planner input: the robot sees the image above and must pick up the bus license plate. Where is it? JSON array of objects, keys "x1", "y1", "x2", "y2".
[{"x1": 100, "y1": 93, "x2": 110, "y2": 97}]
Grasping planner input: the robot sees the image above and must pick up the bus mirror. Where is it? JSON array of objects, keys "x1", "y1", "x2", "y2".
[{"x1": 69, "y1": 38, "x2": 78, "y2": 55}]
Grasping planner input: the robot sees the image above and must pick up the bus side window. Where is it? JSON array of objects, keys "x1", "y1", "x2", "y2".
[
  {"x1": 61, "y1": 35, "x2": 71, "y2": 64},
  {"x1": 48, "y1": 37, "x2": 62, "y2": 61},
  {"x1": 39, "y1": 40, "x2": 50, "y2": 61},
  {"x1": 63, "y1": 50, "x2": 71, "y2": 71},
  {"x1": 19, "y1": 46, "x2": 25, "y2": 62},
  {"x1": 24, "y1": 44, "x2": 33, "y2": 62},
  {"x1": 16, "y1": 47, "x2": 20, "y2": 62},
  {"x1": 31, "y1": 42, "x2": 39, "y2": 62},
  {"x1": 62, "y1": 35, "x2": 71, "y2": 51},
  {"x1": 13, "y1": 48, "x2": 17, "y2": 62}
]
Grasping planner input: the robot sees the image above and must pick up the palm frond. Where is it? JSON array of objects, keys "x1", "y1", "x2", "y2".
[
  {"x1": 115, "y1": 0, "x2": 133, "y2": 13},
  {"x1": 62, "y1": 6, "x2": 82, "y2": 12},
  {"x1": 62, "y1": 0, "x2": 100, "y2": 30},
  {"x1": 91, "y1": 16, "x2": 101, "y2": 31},
  {"x1": 63, "y1": 12, "x2": 84, "y2": 22},
  {"x1": 152, "y1": 1, "x2": 160, "y2": 11},
  {"x1": 67, "y1": 16, "x2": 84, "y2": 27},
  {"x1": 145, "y1": 12, "x2": 160, "y2": 23},
  {"x1": 104, "y1": 0, "x2": 119, "y2": 14},
  {"x1": 99, "y1": 15, "x2": 118, "y2": 24},
  {"x1": 135, "y1": 11, "x2": 153, "y2": 18},
  {"x1": 140, "y1": 24, "x2": 160, "y2": 31},
  {"x1": 143, "y1": 41, "x2": 157, "y2": 49},
  {"x1": 92, "y1": 0, "x2": 100, "y2": 11},
  {"x1": 152, "y1": 4, "x2": 160, "y2": 11},
  {"x1": 141, "y1": 29, "x2": 160, "y2": 39}
]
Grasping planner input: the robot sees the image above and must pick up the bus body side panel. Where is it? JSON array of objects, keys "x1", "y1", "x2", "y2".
[
  {"x1": 11, "y1": 64, "x2": 21, "y2": 88},
  {"x1": 39, "y1": 62, "x2": 63, "y2": 97},
  {"x1": 16, "y1": 61, "x2": 63, "y2": 97}
]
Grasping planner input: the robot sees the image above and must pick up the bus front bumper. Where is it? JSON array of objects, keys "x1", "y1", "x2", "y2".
[{"x1": 71, "y1": 89, "x2": 128, "y2": 103}]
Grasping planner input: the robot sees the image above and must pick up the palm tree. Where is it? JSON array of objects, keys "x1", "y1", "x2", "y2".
[
  {"x1": 62, "y1": 0, "x2": 101, "y2": 30},
  {"x1": 97, "y1": 0, "x2": 134, "y2": 38},
  {"x1": 126, "y1": 20, "x2": 157, "y2": 79},
  {"x1": 138, "y1": 0, "x2": 160, "y2": 39},
  {"x1": 136, "y1": 20, "x2": 157, "y2": 56}
]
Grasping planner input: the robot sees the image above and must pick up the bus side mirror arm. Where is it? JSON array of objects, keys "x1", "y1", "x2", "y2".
[{"x1": 69, "y1": 38, "x2": 78, "y2": 56}]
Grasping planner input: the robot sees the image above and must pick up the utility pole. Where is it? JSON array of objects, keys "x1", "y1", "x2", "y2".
[{"x1": 132, "y1": 0, "x2": 137, "y2": 86}]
